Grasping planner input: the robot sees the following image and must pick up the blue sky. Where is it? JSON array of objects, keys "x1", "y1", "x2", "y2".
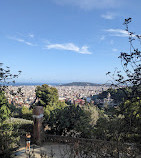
[{"x1": 0, "y1": 0, "x2": 141, "y2": 83}]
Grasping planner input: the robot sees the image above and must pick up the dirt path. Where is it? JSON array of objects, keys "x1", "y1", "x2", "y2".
[{"x1": 14, "y1": 142, "x2": 72, "y2": 158}]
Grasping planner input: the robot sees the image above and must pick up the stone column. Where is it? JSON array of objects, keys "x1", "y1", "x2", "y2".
[{"x1": 33, "y1": 106, "x2": 44, "y2": 144}]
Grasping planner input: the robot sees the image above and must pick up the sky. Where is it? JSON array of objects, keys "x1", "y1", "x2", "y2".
[{"x1": 0, "y1": 0, "x2": 141, "y2": 84}]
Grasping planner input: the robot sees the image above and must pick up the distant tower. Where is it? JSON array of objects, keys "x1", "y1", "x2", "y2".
[{"x1": 107, "y1": 93, "x2": 111, "y2": 101}]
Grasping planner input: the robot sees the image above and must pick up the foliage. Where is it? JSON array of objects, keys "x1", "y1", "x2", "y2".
[
  {"x1": 7, "y1": 117, "x2": 33, "y2": 135},
  {"x1": 37, "y1": 84, "x2": 100, "y2": 139},
  {"x1": 0, "y1": 122, "x2": 20, "y2": 157},
  {"x1": 47, "y1": 105, "x2": 99, "y2": 138},
  {"x1": 48, "y1": 105, "x2": 88, "y2": 136},
  {"x1": 105, "y1": 18, "x2": 141, "y2": 144},
  {"x1": 98, "y1": 88, "x2": 129, "y2": 103},
  {"x1": 7, "y1": 117, "x2": 33, "y2": 125},
  {"x1": 94, "y1": 115, "x2": 125, "y2": 141},
  {"x1": 0, "y1": 105, "x2": 10, "y2": 123},
  {"x1": 0, "y1": 91, "x2": 8, "y2": 108},
  {"x1": 8, "y1": 104, "x2": 21, "y2": 117},
  {"x1": 0, "y1": 90, "x2": 18, "y2": 157},
  {"x1": 0, "y1": 63, "x2": 22, "y2": 123},
  {"x1": 84, "y1": 106, "x2": 99, "y2": 126},
  {"x1": 44, "y1": 100, "x2": 67, "y2": 121},
  {"x1": 21, "y1": 106, "x2": 33, "y2": 120},
  {"x1": 35, "y1": 84, "x2": 59, "y2": 107},
  {"x1": 45, "y1": 135, "x2": 140, "y2": 158},
  {"x1": 117, "y1": 19, "x2": 141, "y2": 142},
  {"x1": 0, "y1": 91, "x2": 10, "y2": 123},
  {"x1": 118, "y1": 99, "x2": 141, "y2": 141},
  {"x1": 0, "y1": 118, "x2": 33, "y2": 157},
  {"x1": 0, "y1": 63, "x2": 22, "y2": 156},
  {"x1": 0, "y1": 63, "x2": 21, "y2": 91},
  {"x1": 107, "y1": 18, "x2": 141, "y2": 102}
]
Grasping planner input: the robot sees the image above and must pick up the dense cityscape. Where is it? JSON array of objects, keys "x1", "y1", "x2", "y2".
[{"x1": 6, "y1": 84, "x2": 110, "y2": 108}]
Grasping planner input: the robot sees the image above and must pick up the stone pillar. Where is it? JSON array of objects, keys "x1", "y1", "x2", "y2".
[{"x1": 33, "y1": 106, "x2": 44, "y2": 144}]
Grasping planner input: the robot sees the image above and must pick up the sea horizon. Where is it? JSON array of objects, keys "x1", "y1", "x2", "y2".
[{"x1": 5, "y1": 81, "x2": 109, "y2": 86}]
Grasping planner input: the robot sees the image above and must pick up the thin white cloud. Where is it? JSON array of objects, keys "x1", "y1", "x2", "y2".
[
  {"x1": 28, "y1": 33, "x2": 34, "y2": 38},
  {"x1": 101, "y1": 12, "x2": 116, "y2": 20},
  {"x1": 8, "y1": 36, "x2": 36, "y2": 46},
  {"x1": 16, "y1": 32, "x2": 35, "y2": 38},
  {"x1": 100, "y1": 35, "x2": 105, "y2": 40},
  {"x1": 80, "y1": 46, "x2": 92, "y2": 54},
  {"x1": 105, "y1": 29, "x2": 128, "y2": 37},
  {"x1": 112, "y1": 48, "x2": 118, "y2": 52},
  {"x1": 25, "y1": 41, "x2": 35, "y2": 46},
  {"x1": 53, "y1": 0, "x2": 122, "y2": 10},
  {"x1": 45, "y1": 43, "x2": 92, "y2": 54}
]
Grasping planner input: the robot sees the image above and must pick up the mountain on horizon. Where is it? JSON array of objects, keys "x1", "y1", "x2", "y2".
[{"x1": 61, "y1": 82, "x2": 103, "y2": 86}]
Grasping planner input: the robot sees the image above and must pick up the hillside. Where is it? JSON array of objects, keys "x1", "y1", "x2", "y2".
[{"x1": 61, "y1": 82, "x2": 102, "y2": 86}]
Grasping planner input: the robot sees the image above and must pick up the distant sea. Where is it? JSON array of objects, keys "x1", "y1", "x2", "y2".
[
  {"x1": 0, "y1": 82, "x2": 109, "y2": 86},
  {"x1": 7, "y1": 83, "x2": 62, "y2": 86}
]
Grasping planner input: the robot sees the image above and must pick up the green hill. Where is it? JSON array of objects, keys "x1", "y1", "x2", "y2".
[{"x1": 61, "y1": 82, "x2": 102, "y2": 86}]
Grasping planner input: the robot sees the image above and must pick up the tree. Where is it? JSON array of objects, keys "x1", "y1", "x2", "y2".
[
  {"x1": 21, "y1": 106, "x2": 33, "y2": 120},
  {"x1": 107, "y1": 18, "x2": 141, "y2": 143},
  {"x1": 44, "y1": 100, "x2": 67, "y2": 121},
  {"x1": 0, "y1": 63, "x2": 21, "y2": 156},
  {"x1": 0, "y1": 63, "x2": 21, "y2": 91},
  {"x1": 47, "y1": 105, "x2": 99, "y2": 138},
  {"x1": 107, "y1": 18, "x2": 141, "y2": 100},
  {"x1": 0, "y1": 122, "x2": 20, "y2": 157},
  {"x1": 48, "y1": 105, "x2": 89, "y2": 136},
  {"x1": 0, "y1": 87, "x2": 11, "y2": 125},
  {"x1": 98, "y1": 88, "x2": 128, "y2": 103},
  {"x1": 0, "y1": 64, "x2": 22, "y2": 122},
  {"x1": 0, "y1": 105, "x2": 10, "y2": 123},
  {"x1": 35, "y1": 84, "x2": 59, "y2": 107}
]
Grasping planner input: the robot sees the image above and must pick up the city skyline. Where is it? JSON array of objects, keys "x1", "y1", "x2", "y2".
[{"x1": 0, "y1": 0, "x2": 141, "y2": 83}]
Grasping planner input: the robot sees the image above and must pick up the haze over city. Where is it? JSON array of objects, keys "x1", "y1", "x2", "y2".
[{"x1": 0, "y1": 0, "x2": 141, "y2": 83}]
